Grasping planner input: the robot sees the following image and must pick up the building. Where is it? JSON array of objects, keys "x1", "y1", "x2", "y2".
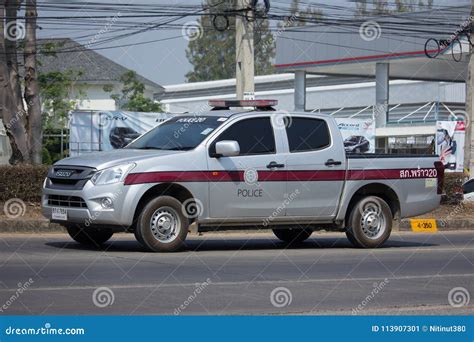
[
  {"x1": 273, "y1": 5, "x2": 470, "y2": 155},
  {"x1": 158, "y1": 73, "x2": 465, "y2": 154},
  {"x1": 37, "y1": 38, "x2": 163, "y2": 112}
]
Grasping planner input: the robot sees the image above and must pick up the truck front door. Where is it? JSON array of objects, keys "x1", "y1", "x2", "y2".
[{"x1": 206, "y1": 116, "x2": 287, "y2": 219}]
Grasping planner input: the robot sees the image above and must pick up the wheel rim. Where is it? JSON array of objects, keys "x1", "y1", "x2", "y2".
[
  {"x1": 360, "y1": 202, "x2": 386, "y2": 240},
  {"x1": 149, "y1": 206, "x2": 181, "y2": 243}
]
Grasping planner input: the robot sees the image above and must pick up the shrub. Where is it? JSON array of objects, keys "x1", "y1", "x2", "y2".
[
  {"x1": 441, "y1": 172, "x2": 465, "y2": 205},
  {"x1": 0, "y1": 165, "x2": 49, "y2": 202}
]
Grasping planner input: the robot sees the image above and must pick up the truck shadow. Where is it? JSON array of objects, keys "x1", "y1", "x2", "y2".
[{"x1": 45, "y1": 236, "x2": 437, "y2": 253}]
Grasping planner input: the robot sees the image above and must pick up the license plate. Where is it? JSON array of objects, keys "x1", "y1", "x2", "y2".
[{"x1": 52, "y1": 207, "x2": 68, "y2": 220}]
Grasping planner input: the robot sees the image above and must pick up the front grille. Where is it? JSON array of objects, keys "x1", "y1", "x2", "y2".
[
  {"x1": 46, "y1": 166, "x2": 96, "y2": 190},
  {"x1": 47, "y1": 195, "x2": 87, "y2": 208},
  {"x1": 49, "y1": 178, "x2": 80, "y2": 186}
]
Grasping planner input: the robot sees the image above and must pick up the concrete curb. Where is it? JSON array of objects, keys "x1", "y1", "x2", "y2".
[
  {"x1": 0, "y1": 219, "x2": 64, "y2": 233},
  {"x1": 0, "y1": 218, "x2": 472, "y2": 233}
]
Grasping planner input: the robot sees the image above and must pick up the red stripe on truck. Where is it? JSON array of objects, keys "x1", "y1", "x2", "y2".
[{"x1": 124, "y1": 168, "x2": 438, "y2": 185}]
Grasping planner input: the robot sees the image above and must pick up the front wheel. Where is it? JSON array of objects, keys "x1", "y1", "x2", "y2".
[
  {"x1": 66, "y1": 225, "x2": 113, "y2": 247},
  {"x1": 345, "y1": 196, "x2": 392, "y2": 248},
  {"x1": 273, "y1": 228, "x2": 312, "y2": 243},
  {"x1": 135, "y1": 196, "x2": 189, "y2": 252}
]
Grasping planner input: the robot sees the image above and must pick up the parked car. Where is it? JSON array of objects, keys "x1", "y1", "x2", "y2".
[
  {"x1": 109, "y1": 127, "x2": 141, "y2": 149},
  {"x1": 42, "y1": 100, "x2": 443, "y2": 252},
  {"x1": 463, "y1": 178, "x2": 474, "y2": 201},
  {"x1": 344, "y1": 135, "x2": 370, "y2": 153}
]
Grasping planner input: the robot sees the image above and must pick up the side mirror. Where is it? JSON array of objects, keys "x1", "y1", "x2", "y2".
[{"x1": 215, "y1": 140, "x2": 240, "y2": 157}]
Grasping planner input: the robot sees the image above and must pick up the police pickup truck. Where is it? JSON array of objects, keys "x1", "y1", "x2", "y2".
[{"x1": 42, "y1": 100, "x2": 444, "y2": 252}]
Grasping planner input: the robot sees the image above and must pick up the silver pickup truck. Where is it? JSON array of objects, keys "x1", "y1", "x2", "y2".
[{"x1": 42, "y1": 100, "x2": 444, "y2": 252}]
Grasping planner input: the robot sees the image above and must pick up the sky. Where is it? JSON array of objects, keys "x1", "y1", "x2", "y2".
[{"x1": 37, "y1": 0, "x2": 470, "y2": 86}]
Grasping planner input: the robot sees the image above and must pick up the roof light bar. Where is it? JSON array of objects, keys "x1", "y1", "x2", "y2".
[{"x1": 208, "y1": 99, "x2": 278, "y2": 108}]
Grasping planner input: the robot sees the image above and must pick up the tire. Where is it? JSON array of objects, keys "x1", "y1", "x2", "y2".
[
  {"x1": 135, "y1": 196, "x2": 189, "y2": 252},
  {"x1": 273, "y1": 228, "x2": 312, "y2": 244},
  {"x1": 66, "y1": 225, "x2": 113, "y2": 247},
  {"x1": 345, "y1": 196, "x2": 392, "y2": 248}
]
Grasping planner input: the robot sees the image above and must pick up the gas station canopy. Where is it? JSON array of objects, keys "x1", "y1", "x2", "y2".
[{"x1": 275, "y1": 5, "x2": 471, "y2": 82}]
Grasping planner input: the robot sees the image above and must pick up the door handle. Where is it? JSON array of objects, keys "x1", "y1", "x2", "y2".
[
  {"x1": 266, "y1": 161, "x2": 285, "y2": 169},
  {"x1": 325, "y1": 159, "x2": 342, "y2": 166}
]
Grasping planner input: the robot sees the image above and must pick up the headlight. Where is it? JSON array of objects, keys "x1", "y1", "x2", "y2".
[{"x1": 90, "y1": 163, "x2": 136, "y2": 185}]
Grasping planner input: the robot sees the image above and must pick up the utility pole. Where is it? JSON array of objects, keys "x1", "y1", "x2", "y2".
[
  {"x1": 235, "y1": 0, "x2": 255, "y2": 100},
  {"x1": 465, "y1": 2, "x2": 474, "y2": 178}
]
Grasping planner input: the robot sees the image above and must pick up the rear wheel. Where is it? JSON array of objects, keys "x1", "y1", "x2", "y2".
[
  {"x1": 273, "y1": 228, "x2": 312, "y2": 244},
  {"x1": 135, "y1": 196, "x2": 189, "y2": 252},
  {"x1": 345, "y1": 196, "x2": 392, "y2": 248},
  {"x1": 66, "y1": 225, "x2": 113, "y2": 247}
]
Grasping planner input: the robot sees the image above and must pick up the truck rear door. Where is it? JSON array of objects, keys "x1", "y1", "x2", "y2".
[{"x1": 282, "y1": 115, "x2": 347, "y2": 219}]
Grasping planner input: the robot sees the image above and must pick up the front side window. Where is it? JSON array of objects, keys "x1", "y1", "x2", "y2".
[
  {"x1": 211, "y1": 117, "x2": 276, "y2": 156},
  {"x1": 285, "y1": 117, "x2": 331, "y2": 152}
]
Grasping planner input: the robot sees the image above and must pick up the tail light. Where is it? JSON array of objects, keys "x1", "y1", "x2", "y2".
[{"x1": 434, "y1": 161, "x2": 445, "y2": 195}]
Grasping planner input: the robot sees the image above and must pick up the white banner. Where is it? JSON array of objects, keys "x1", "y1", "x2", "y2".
[
  {"x1": 335, "y1": 118, "x2": 375, "y2": 154},
  {"x1": 69, "y1": 111, "x2": 174, "y2": 156},
  {"x1": 436, "y1": 120, "x2": 465, "y2": 173}
]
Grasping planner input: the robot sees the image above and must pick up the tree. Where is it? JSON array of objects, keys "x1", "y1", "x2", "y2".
[
  {"x1": 109, "y1": 70, "x2": 163, "y2": 112},
  {"x1": 24, "y1": 0, "x2": 42, "y2": 164},
  {"x1": 0, "y1": 1, "x2": 29, "y2": 164},
  {"x1": 185, "y1": 0, "x2": 275, "y2": 82},
  {"x1": 0, "y1": 0, "x2": 43, "y2": 164},
  {"x1": 39, "y1": 69, "x2": 84, "y2": 129}
]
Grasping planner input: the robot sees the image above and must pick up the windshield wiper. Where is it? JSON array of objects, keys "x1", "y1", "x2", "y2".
[
  {"x1": 165, "y1": 146, "x2": 194, "y2": 151},
  {"x1": 133, "y1": 146, "x2": 194, "y2": 151},
  {"x1": 135, "y1": 146, "x2": 167, "y2": 150}
]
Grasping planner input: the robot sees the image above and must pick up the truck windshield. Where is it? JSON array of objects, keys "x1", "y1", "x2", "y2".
[{"x1": 126, "y1": 116, "x2": 226, "y2": 151}]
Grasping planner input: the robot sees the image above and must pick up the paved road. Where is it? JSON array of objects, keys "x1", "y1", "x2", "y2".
[{"x1": 0, "y1": 231, "x2": 472, "y2": 315}]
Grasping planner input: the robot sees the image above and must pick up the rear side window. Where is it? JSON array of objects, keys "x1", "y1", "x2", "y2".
[
  {"x1": 212, "y1": 117, "x2": 275, "y2": 155},
  {"x1": 285, "y1": 117, "x2": 330, "y2": 152}
]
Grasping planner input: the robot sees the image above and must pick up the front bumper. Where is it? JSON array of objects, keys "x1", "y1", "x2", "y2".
[{"x1": 42, "y1": 180, "x2": 143, "y2": 227}]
